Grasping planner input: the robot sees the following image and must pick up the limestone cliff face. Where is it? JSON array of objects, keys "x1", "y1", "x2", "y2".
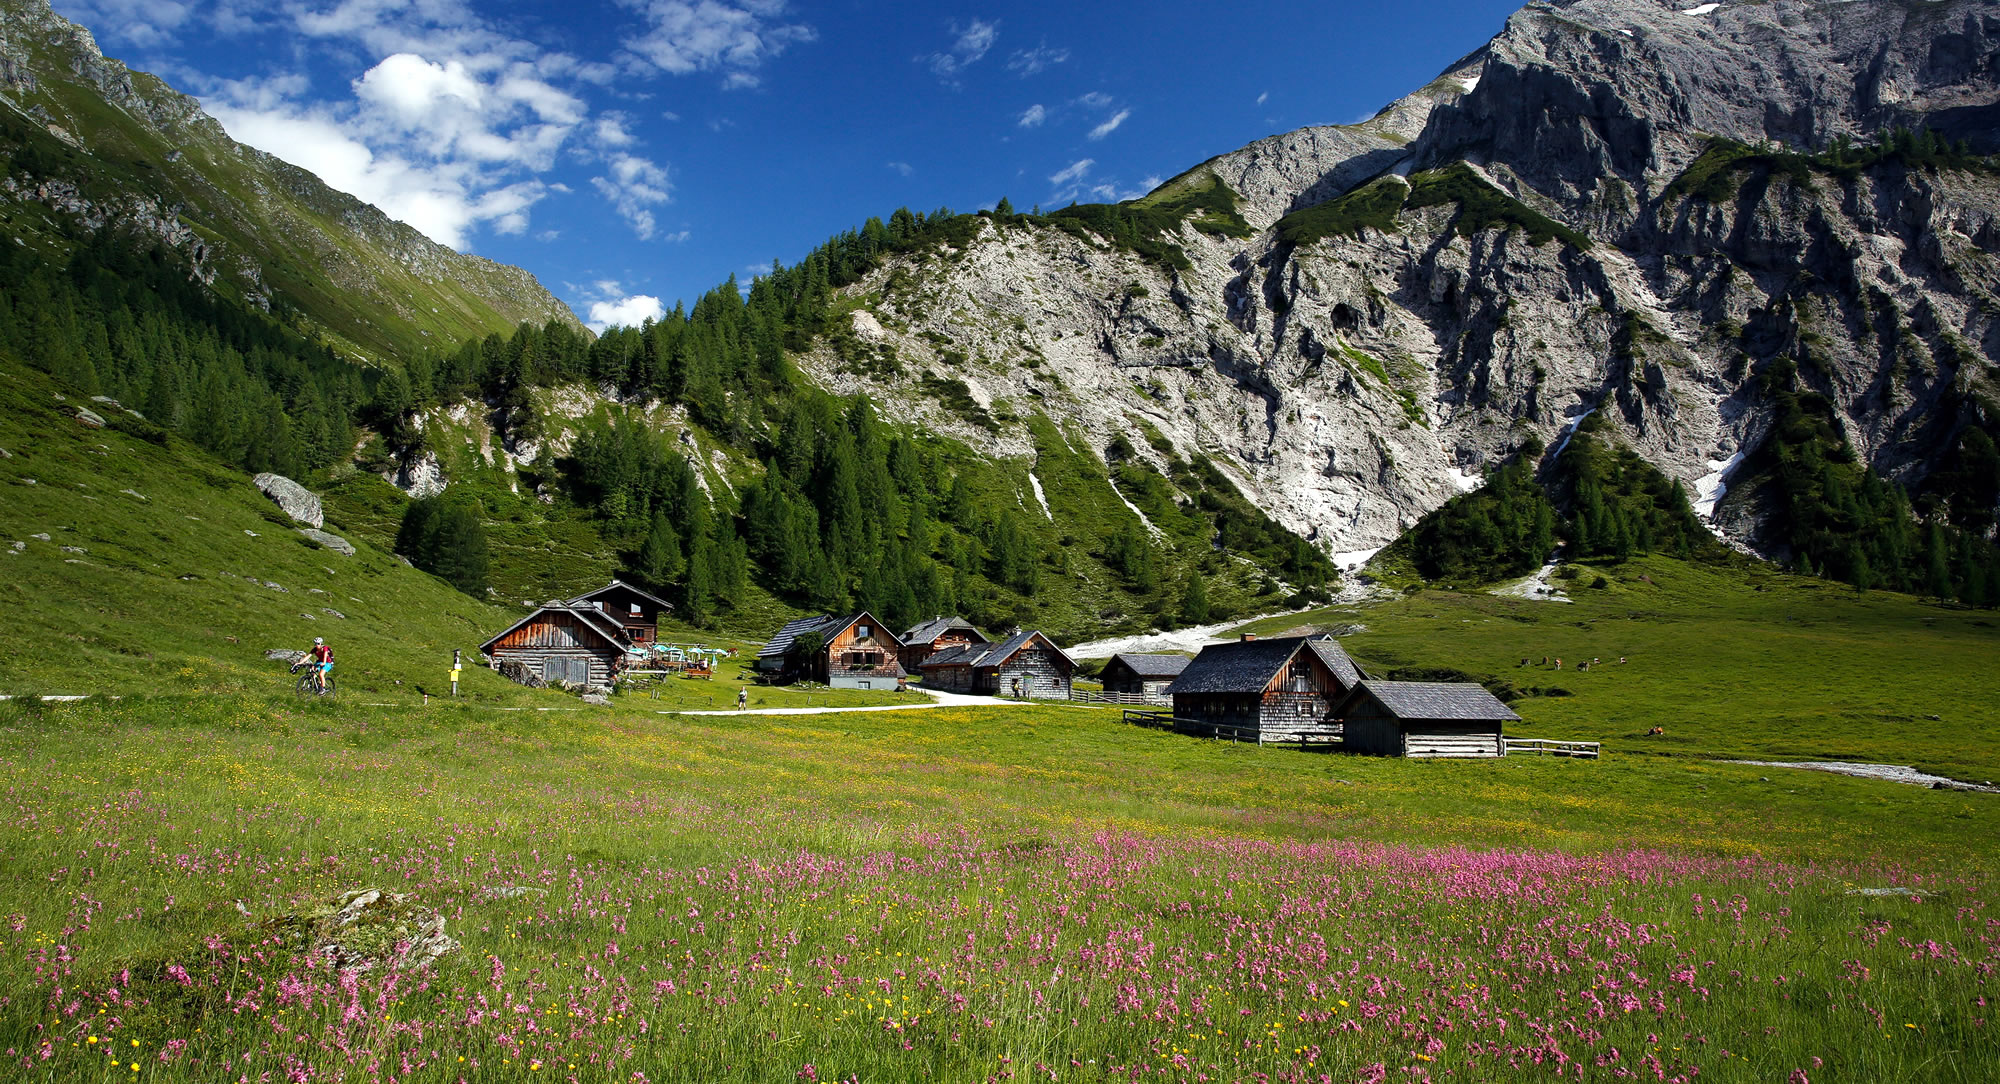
[
  {"x1": 0, "y1": 0, "x2": 581, "y2": 360},
  {"x1": 800, "y1": 0, "x2": 2000, "y2": 559}
]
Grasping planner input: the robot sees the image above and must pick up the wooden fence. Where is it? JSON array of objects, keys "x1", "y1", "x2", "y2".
[
  {"x1": 1121, "y1": 709, "x2": 1343, "y2": 749},
  {"x1": 1071, "y1": 689, "x2": 1166, "y2": 706},
  {"x1": 1503, "y1": 737, "x2": 1602, "y2": 759}
]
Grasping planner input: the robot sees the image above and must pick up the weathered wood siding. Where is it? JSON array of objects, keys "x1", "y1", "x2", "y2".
[
  {"x1": 923, "y1": 663, "x2": 977, "y2": 693},
  {"x1": 994, "y1": 645, "x2": 1071, "y2": 700},
  {"x1": 1171, "y1": 647, "x2": 1338, "y2": 739},
  {"x1": 1338, "y1": 713, "x2": 1404, "y2": 756},
  {"x1": 1404, "y1": 726, "x2": 1504, "y2": 758},
  {"x1": 488, "y1": 611, "x2": 622, "y2": 688},
  {"x1": 820, "y1": 617, "x2": 902, "y2": 688}
]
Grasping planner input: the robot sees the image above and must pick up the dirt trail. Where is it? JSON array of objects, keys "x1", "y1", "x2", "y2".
[{"x1": 1723, "y1": 760, "x2": 1998, "y2": 793}]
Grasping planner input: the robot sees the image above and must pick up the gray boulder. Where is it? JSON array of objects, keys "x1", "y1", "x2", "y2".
[
  {"x1": 252, "y1": 472, "x2": 324, "y2": 528},
  {"x1": 72, "y1": 406, "x2": 105, "y2": 428},
  {"x1": 298, "y1": 528, "x2": 355, "y2": 556},
  {"x1": 265, "y1": 648, "x2": 305, "y2": 663},
  {"x1": 580, "y1": 692, "x2": 612, "y2": 706}
]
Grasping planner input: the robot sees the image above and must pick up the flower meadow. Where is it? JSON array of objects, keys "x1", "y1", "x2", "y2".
[{"x1": 0, "y1": 699, "x2": 1993, "y2": 1083}]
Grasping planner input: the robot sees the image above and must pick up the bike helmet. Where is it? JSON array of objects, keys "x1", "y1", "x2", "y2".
[{"x1": 314, "y1": 637, "x2": 324, "y2": 645}]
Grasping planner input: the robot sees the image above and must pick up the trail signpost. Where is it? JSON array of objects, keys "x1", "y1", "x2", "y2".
[{"x1": 450, "y1": 649, "x2": 462, "y2": 698}]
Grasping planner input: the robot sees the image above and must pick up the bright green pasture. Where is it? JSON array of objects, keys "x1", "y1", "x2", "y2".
[{"x1": 1242, "y1": 556, "x2": 2000, "y2": 782}]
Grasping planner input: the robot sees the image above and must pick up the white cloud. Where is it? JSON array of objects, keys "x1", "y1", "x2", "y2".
[
  {"x1": 586, "y1": 293, "x2": 666, "y2": 333},
  {"x1": 1049, "y1": 158, "x2": 1092, "y2": 189},
  {"x1": 885, "y1": 161, "x2": 913, "y2": 177},
  {"x1": 621, "y1": 0, "x2": 816, "y2": 84},
  {"x1": 1256, "y1": 91, "x2": 1269, "y2": 106},
  {"x1": 1087, "y1": 108, "x2": 1130, "y2": 141},
  {"x1": 591, "y1": 153, "x2": 672, "y2": 239},
  {"x1": 1047, "y1": 158, "x2": 1145, "y2": 204},
  {"x1": 1017, "y1": 103, "x2": 1046, "y2": 128},
  {"x1": 593, "y1": 114, "x2": 636, "y2": 148},
  {"x1": 924, "y1": 17, "x2": 997, "y2": 83},
  {"x1": 1005, "y1": 42, "x2": 1067, "y2": 76},
  {"x1": 1141, "y1": 174, "x2": 1162, "y2": 190},
  {"x1": 1076, "y1": 91, "x2": 1113, "y2": 110}
]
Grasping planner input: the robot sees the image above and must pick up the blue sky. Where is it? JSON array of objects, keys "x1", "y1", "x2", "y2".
[{"x1": 52, "y1": 0, "x2": 1525, "y2": 332}]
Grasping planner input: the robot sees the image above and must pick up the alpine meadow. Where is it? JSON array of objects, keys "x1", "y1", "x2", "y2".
[{"x1": 1, "y1": 0, "x2": 1998, "y2": 1081}]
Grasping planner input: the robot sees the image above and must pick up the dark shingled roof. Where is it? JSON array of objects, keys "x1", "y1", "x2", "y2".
[
  {"x1": 1306, "y1": 638, "x2": 1365, "y2": 689},
  {"x1": 1166, "y1": 637, "x2": 1316, "y2": 694},
  {"x1": 565, "y1": 579, "x2": 675, "y2": 613},
  {"x1": 758, "y1": 614, "x2": 842, "y2": 659},
  {"x1": 919, "y1": 629, "x2": 1074, "y2": 672},
  {"x1": 1110, "y1": 653, "x2": 1190, "y2": 679},
  {"x1": 902, "y1": 616, "x2": 987, "y2": 646},
  {"x1": 1337, "y1": 680, "x2": 1521, "y2": 722}
]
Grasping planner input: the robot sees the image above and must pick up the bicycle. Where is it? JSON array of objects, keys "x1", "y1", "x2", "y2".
[{"x1": 291, "y1": 661, "x2": 336, "y2": 698}]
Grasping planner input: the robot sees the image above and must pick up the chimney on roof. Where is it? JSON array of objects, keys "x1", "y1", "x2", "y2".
[{"x1": 1240, "y1": 633, "x2": 1257, "y2": 642}]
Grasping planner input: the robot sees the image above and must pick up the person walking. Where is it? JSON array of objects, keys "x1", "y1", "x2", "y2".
[{"x1": 737, "y1": 687, "x2": 749, "y2": 711}]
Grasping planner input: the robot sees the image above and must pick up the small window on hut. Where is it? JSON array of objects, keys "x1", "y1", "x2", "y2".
[
  {"x1": 630, "y1": 603, "x2": 642, "y2": 616},
  {"x1": 857, "y1": 625, "x2": 870, "y2": 639}
]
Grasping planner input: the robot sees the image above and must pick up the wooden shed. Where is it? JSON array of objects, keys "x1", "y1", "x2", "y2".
[
  {"x1": 481, "y1": 580, "x2": 673, "y2": 687},
  {"x1": 919, "y1": 629, "x2": 1075, "y2": 699},
  {"x1": 1165, "y1": 635, "x2": 1367, "y2": 741},
  {"x1": 1099, "y1": 653, "x2": 1189, "y2": 702},
  {"x1": 898, "y1": 616, "x2": 989, "y2": 672},
  {"x1": 1330, "y1": 680, "x2": 1519, "y2": 758},
  {"x1": 756, "y1": 612, "x2": 907, "y2": 689}
]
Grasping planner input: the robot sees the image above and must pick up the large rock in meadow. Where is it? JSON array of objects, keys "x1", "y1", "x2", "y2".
[{"x1": 252, "y1": 472, "x2": 323, "y2": 528}]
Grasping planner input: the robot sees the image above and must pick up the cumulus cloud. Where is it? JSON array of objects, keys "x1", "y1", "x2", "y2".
[
  {"x1": 591, "y1": 153, "x2": 672, "y2": 239},
  {"x1": 1087, "y1": 108, "x2": 1130, "y2": 141},
  {"x1": 885, "y1": 161, "x2": 913, "y2": 177},
  {"x1": 1076, "y1": 91, "x2": 1113, "y2": 110},
  {"x1": 1005, "y1": 41, "x2": 1067, "y2": 76},
  {"x1": 924, "y1": 18, "x2": 997, "y2": 83},
  {"x1": 621, "y1": 0, "x2": 816, "y2": 84},
  {"x1": 1046, "y1": 158, "x2": 1144, "y2": 204},
  {"x1": 585, "y1": 293, "x2": 667, "y2": 333},
  {"x1": 1017, "y1": 103, "x2": 1046, "y2": 128}
]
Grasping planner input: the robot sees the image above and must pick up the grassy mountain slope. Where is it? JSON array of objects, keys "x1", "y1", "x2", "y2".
[
  {"x1": 0, "y1": 0, "x2": 578, "y2": 363},
  {"x1": 0, "y1": 354, "x2": 903, "y2": 711}
]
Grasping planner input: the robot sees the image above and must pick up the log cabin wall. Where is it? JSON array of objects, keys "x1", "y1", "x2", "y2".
[
  {"x1": 824, "y1": 618, "x2": 901, "y2": 688},
  {"x1": 487, "y1": 611, "x2": 623, "y2": 686}
]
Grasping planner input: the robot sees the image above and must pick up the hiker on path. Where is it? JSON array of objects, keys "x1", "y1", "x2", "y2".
[{"x1": 737, "y1": 687, "x2": 748, "y2": 710}]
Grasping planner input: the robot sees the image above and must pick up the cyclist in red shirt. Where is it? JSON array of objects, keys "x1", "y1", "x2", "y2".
[{"x1": 302, "y1": 637, "x2": 334, "y2": 693}]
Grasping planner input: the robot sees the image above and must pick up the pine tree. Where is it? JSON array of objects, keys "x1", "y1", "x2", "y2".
[
  {"x1": 637, "y1": 512, "x2": 686, "y2": 592},
  {"x1": 1178, "y1": 571, "x2": 1210, "y2": 624}
]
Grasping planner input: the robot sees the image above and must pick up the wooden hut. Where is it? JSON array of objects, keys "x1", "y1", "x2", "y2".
[
  {"x1": 756, "y1": 612, "x2": 906, "y2": 690},
  {"x1": 1330, "y1": 681, "x2": 1518, "y2": 758},
  {"x1": 481, "y1": 580, "x2": 674, "y2": 686},
  {"x1": 1165, "y1": 635, "x2": 1367, "y2": 740},
  {"x1": 919, "y1": 629, "x2": 1075, "y2": 699},
  {"x1": 897, "y1": 616, "x2": 989, "y2": 672},
  {"x1": 1099, "y1": 653, "x2": 1189, "y2": 701}
]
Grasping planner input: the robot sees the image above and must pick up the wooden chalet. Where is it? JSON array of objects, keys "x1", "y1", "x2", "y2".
[
  {"x1": 897, "y1": 615, "x2": 989, "y2": 672},
  {"x1": 481, "y1": 580, "x2": 674, "y2": 687},
  {"x1": 1331, "y1": 681, "x2": 1519, "y2": 758},
  {"x1": 1099, "y1": 653, "x2": 1189, "y2": 701},
  {"x1": 756, "y1": 612, "x2": 906, "y2": 690},
  {"x1": 1164, "y1": 634, "x2": 1367, "y2": 740},
  {"x1": 919, "y1": 629, "x2": 1075, "y2": 699}
]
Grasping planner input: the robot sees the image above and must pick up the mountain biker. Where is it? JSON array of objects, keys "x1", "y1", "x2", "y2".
[{"x1": 297, "y1": 636, "x2": 334, "y2": 693}]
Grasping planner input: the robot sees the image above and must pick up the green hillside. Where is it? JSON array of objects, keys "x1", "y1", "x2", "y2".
[{"x1": 0, "y1": 0, "x2": 577, "y2": 362}]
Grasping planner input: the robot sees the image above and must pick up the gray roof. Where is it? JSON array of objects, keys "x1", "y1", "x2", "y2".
[
  {"x1": 1306, "y1": 638, "x2": 1365, "y2": 689},
  {"x1": 1336, "y1": 680, "x2": 1521, "y2": 722},
  {"x1": 1109, "y1": 653, "x2": 1190, "y2": 679},
  {"x1": 902, "y1": 616, "x2": 987, "y2": 646},
  {"x1": 919, "y1": 629, "x2": 1074, "y2": 672},
  {"x1": 758, "y1": 612, "x2": 901, "y2": 659},
  {"x1": 758, "y1": 614, "x2": 842, "y2": 659},
  {"x1": 1167, "y1": 637, "x2": 1319, "y2": 695}
]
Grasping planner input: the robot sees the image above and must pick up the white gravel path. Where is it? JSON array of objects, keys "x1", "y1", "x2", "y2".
[{"x1": 1723, "y1": 760, "x2": 1999, "y2": 792}]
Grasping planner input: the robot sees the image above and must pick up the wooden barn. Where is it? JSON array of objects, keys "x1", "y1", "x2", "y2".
[
  {"x1": 1331, "y1": 681, "x2": 1519, "y2": 758},
  {"x1": 756, "y1": 612, "x2": 907, "y2": 690},
  {"x1": 898, "y1": 616, "x2": 989, "y2": 672},
  {"x1": 481, "y1": 580, "x2": 673, "y2": 687},
  {"x1": 919, "y1": 629, "x2": 1075, "y2": 699},
  {"x1": 1165, "y1": 635, "x2": 1368, "y2": 741},
  {"x1": 1099, "y1": 653, "x2": 1189, "y2": 701}
]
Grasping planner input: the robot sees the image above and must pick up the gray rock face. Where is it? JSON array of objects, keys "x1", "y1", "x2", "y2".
[
  {"x1": 382, "y1": 451, "x2": 447, "y2": 499},
  {"x1": 792, "y1": 0, "x2": 2000, "y2": 559},
  {"x1": 71, "y1": 406, "x2": 104, "y2": 428},
  {"x1": 253, "y1": 473, "x2": 323, "y2": 527},
  {"x1": 298, "y1": 527, "x2": 355, "y2": 555}
]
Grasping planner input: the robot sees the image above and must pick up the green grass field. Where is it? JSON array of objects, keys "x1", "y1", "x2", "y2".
[{"x1": 3, "y1": 341, "x2": 1998, "y2": 1081}]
